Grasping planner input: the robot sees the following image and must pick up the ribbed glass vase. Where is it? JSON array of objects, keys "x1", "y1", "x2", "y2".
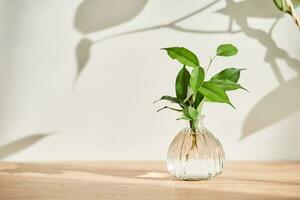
[{"x1": 166, "y1": 116, "x2": 225, "y2": 180}]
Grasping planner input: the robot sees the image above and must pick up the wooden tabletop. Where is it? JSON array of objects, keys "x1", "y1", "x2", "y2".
[{"x1": 0, "y1": 161, "x2": 299, "y2": 200}]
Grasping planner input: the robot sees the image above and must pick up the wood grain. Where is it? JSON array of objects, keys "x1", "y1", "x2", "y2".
[{"x1": 0, "y1": 161, "x2": 299, "y2": 200}]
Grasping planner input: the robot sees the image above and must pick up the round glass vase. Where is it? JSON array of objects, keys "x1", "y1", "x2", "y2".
[{"x1": 166, "y1": 116, "x2": 225, "y2": 180}]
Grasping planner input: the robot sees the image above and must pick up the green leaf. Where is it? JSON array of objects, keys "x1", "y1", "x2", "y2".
[
  {"x1": 198, "y1": 81, "x2": 234, "y2": 107},
  {"x1": 176, "y1": 66, "x2": 190, "y2": 102},
  {"x1": 204, "y1": 97, "x2": 214, "y2": 102},
  {"x1": 212, "y1": 68, "x2": 245, "y2": 83},
  {"x1": 162, "y1": 47, "x2": 199, "y2": 67},
  {"x1": 273, "y1": 0, "x2": 288, "y2": 12},
  {"x1": 273, "y1": 0, "x2": 283, "y2": 10},
  {"x1": 154, "y1": 95, "x2": 180, "y2": 104},
  {"x1": 194, "y1": 92, "x2": 204, "y2": 110},
  {"x1": 273, "y1": 0, "x2": 299, "y2": 15},
  {"x1": 183, "y1": 106, "x2": 199, "y2": 120},
  {"x1": 210, "y1": 79, "x2": 247, "y2": 91},
  {"x1": 216, "y1": 44, "x2": 238, "y2": 57},
  {"x1": 156, "y1": 106, "x2": 182, "y2": 112},
  {"x1": 189, "y1": 67, "x2": 205, "y2": 92},
  {"x1": 183, "y1": 87, "x2": 194, "y2": 104}
]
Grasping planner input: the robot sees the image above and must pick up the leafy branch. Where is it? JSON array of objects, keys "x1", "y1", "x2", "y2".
[{"x1": 155, "y1": 44, "x2": 247, "y2": 132}]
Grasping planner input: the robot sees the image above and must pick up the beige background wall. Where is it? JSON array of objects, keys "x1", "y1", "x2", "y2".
[{"x1": 0, "y1": 0, "x2": 299, "y2": 161}]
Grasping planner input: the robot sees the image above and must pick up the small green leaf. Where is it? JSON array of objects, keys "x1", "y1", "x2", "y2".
[
  {"x1": 210, "y1": 79, "x2": 247, "y2": 91},
  {"x1": 183, "y1": 106, "x2": 199, "y2": 120},
  {"x1": 273, "y1": 0, "x2": 289, "y2": 13},
  {"x1": 273, "y1": 0, "x2": 283, "y2": 10},
  {"x1": 189, "y1": 67, "x2": 205, "y2": 92},
  {"x1": 273, "y1": 0, "x2": 299, "y2": 15},
  {"x1": 216, "y1": 44, "x2": 238, "y2": 57},
  {"x1": 156, "y1": 106, "x2": 182, "y2": 112},
  {"x1": 194, "y1": 92, "x2": 204, "y2": 110},
  {"x1": 198, "y1": 81, "x2": 234, "y2": 107},
  {"x1": 162, "y1": 47, "x2": 199, "y2": 67},
  {"x1": 154, "y1": 96, "x2": 180, "y2": 104},
  {"x1": 176, "y1": 66, "x2": 190, "y2": 102},
  {"x1": 212, "y1": 68, "x2": 245, "y2": 83}
]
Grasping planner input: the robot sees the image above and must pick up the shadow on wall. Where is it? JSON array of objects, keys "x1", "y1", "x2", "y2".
[
  {"x1": 217, "y1": 0, "x2": 300, "y2": 139},
  {"x1": 73, "y1": 0, "x2": 147, "y2": 84},
  {"x1": 74, "y1": 0, "x2": 147, "y2": 34},
  {"x1": 0, "y1": 133, "x2": 53, "y2": 160},
  {"x1": 73, "y1": 0, "x2": 299, "y2": 140},
  {"x1": 73, "y1": 0, "x2": 238, "y2": 84}
]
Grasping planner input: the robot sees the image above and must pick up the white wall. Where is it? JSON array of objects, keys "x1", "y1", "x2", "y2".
[{"x1": 0, "y1": 0, "x2": 299, "y2": 161}]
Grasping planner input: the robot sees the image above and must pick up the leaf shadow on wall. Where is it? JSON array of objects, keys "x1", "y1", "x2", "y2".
[
  {"x1": 73, "y1": 0, "x2": 300, "y2": 140},
  {"x1": 0, "y1": 133, "x2": 53, "y2": 160},
  {"x1": 73, "y1": 0, "x2": 241, "y2": 85},
  {"x1": 73, "y1": 0, "x2": 147, "y2": 84},
  {"x1": 74, "y1": 0, "x2": 147, "y2": 34},
  {"x1": 216, "y1": 0, "x2": 300, "y2": 139}
]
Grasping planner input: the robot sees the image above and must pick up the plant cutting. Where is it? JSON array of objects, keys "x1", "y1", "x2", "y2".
[{"x1": 155, "y1": 44, "x2": 247, "y2": 180}]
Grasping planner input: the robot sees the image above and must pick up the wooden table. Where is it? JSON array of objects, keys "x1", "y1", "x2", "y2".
[{"x1": 0, "y1": 161, "x2": 299, "y2": 200}]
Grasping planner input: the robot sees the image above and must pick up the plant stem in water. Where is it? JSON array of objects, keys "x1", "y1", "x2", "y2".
[{"x1": 189, "y1": 120, "x2": 197, "y2": 132}]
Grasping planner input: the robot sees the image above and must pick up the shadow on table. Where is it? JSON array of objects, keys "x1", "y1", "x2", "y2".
[
  {"x1": 1, "y1": 162, "x2": 299, "y2": 186},
  {"x1": 0, "y1": 162, "x2": 174, "y2": 180},
  {"x1": 0, "y1": 164, "x2": 298, "y2": 200}
]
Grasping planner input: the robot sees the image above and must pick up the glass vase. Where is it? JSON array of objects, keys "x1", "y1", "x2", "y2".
[{"x1": 166, "y1": 116, "x2": 225, "y2": 180}]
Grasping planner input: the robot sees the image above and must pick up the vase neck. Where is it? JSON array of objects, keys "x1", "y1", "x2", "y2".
[{"x1": 187, "y1": 115, "x2": 205, "y2": 131}]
